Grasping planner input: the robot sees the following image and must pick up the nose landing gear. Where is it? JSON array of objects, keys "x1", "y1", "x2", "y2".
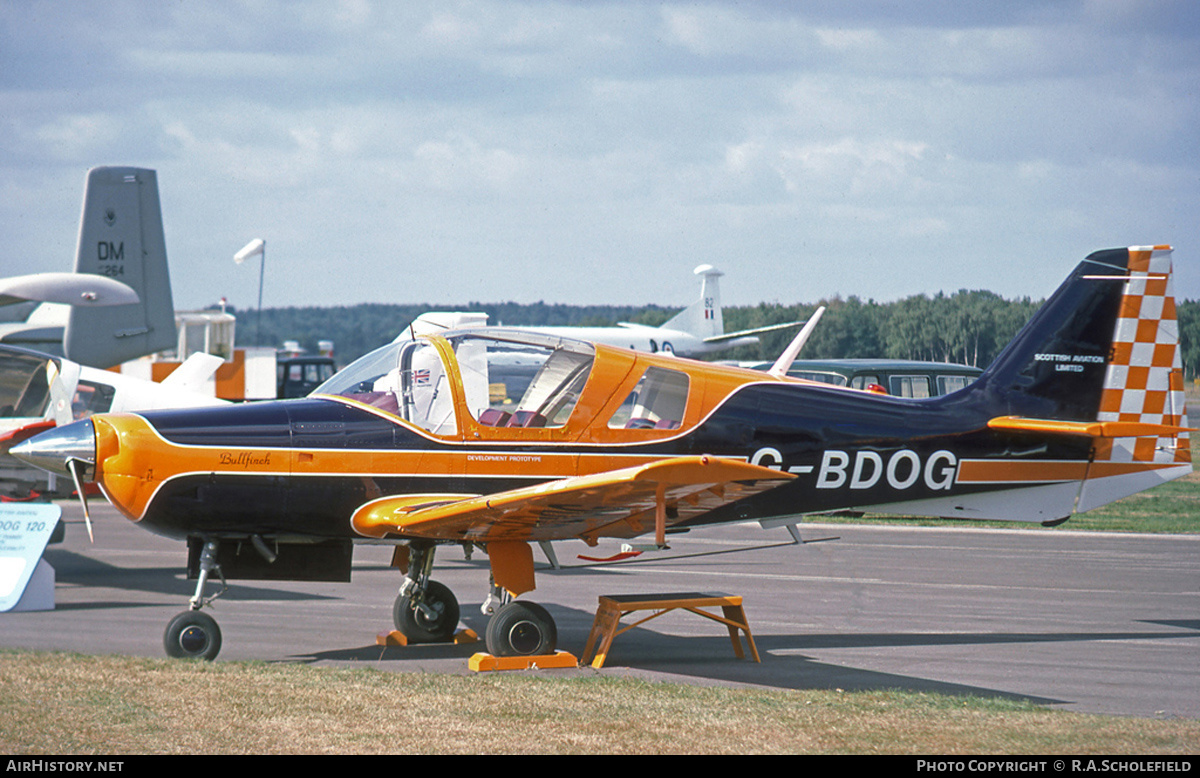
[
  {"x1": 164, "y1": 539, "x2": 226, "y2": 661},
  {"x1": 164, "y1": 610, "x2": 222, "y2": 661}
]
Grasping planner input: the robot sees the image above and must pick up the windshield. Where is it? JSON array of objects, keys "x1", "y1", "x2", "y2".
[
  {"x1": 315, "y1": 331, "x2": 597, "y2": 433},
  {"x1": 314, "y1": 340, "x2": 457, "y2": 435},
  {"x1": 0, "y1": 350, "x2": 54, "y2": 419}
]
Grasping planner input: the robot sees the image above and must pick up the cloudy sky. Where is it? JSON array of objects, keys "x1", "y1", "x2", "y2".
[{"x1": 3, "y1": 1, "x2": 1199, "y2": 315}]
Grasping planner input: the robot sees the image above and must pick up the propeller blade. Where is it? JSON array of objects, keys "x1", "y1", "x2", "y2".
[{"x1": 65, "y1": 457, "x2": 94, "y2": 543}]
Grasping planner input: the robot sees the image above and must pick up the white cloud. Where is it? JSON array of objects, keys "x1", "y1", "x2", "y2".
[{"x1": 0, "y1": 0, "x2": 1197, "y2": 310}]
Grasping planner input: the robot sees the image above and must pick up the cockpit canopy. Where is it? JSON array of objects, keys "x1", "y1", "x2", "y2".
[
  {"x1": 314, "y1": 329, "x2": 695, "y2": 439},
  {"x1": 315, "y1": 330, "x2": 597, "y2": 435}
]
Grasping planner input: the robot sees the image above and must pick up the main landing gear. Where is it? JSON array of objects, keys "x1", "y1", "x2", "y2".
[
  {"x1": 485, "y1": 600, "x2": 557, "y2": 656},
  {"x1": 393, "y1": 542, "x2": 462, "y2": 644},
  {"x1": 163, "y1": 539, "x2": 225, "y2": 661},
  {"x1": 394, "y1": 542, "x2": 558, "y2": 657},
  {"x1": 157, "y1": 538, "x2": 559, "y2": 661}
]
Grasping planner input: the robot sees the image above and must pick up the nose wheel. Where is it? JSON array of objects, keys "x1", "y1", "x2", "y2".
[
  {"x1": 164, "y1": 610, "x2": 222, "y2": 661},
  {"x1": 163, "y1": 538, "x2": 227, "y2": 661}
]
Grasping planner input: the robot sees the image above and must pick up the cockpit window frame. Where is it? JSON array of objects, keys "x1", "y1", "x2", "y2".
[
  {"x1": 315, "y1": 329, "x2": 608, "y2": 442},
  {"x1": 311, "y1": 337, "x2": 465, "y2": 439},
  {"x1": 444, "y1": 330, "x2": 599, "y2": 440}
]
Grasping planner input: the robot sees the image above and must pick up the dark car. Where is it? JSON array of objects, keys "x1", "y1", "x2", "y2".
[{"x1": 277, "y1": 356, "x2": 337, "y2": 399}]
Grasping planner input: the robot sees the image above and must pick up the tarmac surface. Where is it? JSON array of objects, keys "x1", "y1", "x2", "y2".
[{"x1": 3, "y1": 500, "x2": 1198, "y2": 720}]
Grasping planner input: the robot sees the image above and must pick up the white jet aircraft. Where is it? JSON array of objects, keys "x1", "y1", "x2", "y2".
[{"x1": 401, "y1": 265, "x2": 804, "y2": 358}]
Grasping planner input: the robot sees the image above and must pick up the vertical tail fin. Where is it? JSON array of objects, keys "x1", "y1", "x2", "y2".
[
  {"x1": 661, "y1": 265, "x2": 724, "y2": 339},
  {"x1": 62, "y1": 167, "x2": 176, "y2": 368},
  {"x1": 976, "y1": 245, "x2": 1190, "y2": 511}
]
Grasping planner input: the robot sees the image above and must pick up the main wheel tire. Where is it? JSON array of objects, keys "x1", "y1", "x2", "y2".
[
  {"x1": 393, "y1": 580, "x2": 460, "y2": 643},
  {"x1": 485, "y1": 601, "x2": 557, "y2": 657},
  {"x1": 164, "y1": 610, "x2": 222, "y2": 661}
]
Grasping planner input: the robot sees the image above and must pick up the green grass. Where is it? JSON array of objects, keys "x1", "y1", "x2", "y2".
[{"x1": 1, "y1": 651, "x2": 1196, "y2": 755}]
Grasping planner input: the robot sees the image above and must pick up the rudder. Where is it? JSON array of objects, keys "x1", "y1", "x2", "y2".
[{"x1": 1078, "y1": 246, "x2": 1191, "y2": 510}]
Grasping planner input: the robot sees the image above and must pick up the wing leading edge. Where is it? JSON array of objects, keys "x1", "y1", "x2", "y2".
[{"x1": 350, "y1": 455, "x2": 795, "y2": 545}]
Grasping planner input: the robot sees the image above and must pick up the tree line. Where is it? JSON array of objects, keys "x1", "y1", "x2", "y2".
[{"x1": 229, "y1": 293, "x2": 1200, "y2": 381}]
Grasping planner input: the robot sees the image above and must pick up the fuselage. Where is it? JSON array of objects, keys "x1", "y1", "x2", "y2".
[{"x1": 78, "y1": 332, "x2": 1090, "y2": 542}]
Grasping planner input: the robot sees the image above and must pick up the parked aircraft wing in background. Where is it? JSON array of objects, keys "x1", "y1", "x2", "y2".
[
  {"x1": 404, "y1": 265, "x2": 806, "y2": 358},
  {"x1": 0, "y1": 272, "x2": 138, "y2": 308}
]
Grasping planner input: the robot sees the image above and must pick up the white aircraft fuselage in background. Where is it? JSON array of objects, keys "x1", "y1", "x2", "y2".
[{"x1": 400, "y1": 265, "x2": 802, "y2": 357}]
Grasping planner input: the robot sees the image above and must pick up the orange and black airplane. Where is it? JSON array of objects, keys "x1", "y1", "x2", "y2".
[{"x1": 13, "y1": 246, "x2": 1192, "y2": 661}]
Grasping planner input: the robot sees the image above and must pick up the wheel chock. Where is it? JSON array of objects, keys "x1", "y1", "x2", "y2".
[
  {"x1": 469, "y1": 651, "x2": 579, "y2": 672},
  {"x1": 377, "y1": 630, "x2": 409, "y2": 646},
  {"x1": 376, "y1": 628, "x2": 479, "y2": 647}
]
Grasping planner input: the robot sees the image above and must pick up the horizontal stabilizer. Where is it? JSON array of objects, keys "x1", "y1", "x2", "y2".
[
  {"x1": 988, "y1": 416, "x2": 1195, "y2": 439},
  {"x1": 351, "y1": 455, "x2": 794, "y2": 544},
  {"x1": 577, "y1": 549, "x2": 643, "y2": 562}
]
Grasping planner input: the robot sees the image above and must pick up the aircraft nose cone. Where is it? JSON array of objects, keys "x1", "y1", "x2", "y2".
[{"x1": 10, "y1": 418, "x2": 96, "y2": 478}]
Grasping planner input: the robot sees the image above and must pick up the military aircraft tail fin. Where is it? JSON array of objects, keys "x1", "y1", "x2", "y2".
[
  {"x1": 661, "y1": 265, "x2": 725, "y2": 340},
  {"x1": 62, "y1": 167, "x2": 177, "y2": 368}
]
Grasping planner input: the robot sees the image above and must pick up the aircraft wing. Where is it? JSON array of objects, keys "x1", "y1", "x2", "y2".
[
  {"x1": 703, "y1": 320, "x2": 807, "y2": 344},
  {"x1": 159, "y1": 352, "x2": 224, "y2": 392},
  {"x1": 351, "y1": 455, "x2": 795, "y2": 545},
  {"x1": 0, "y1": 273, "x2": 139, "y2": 308}
]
